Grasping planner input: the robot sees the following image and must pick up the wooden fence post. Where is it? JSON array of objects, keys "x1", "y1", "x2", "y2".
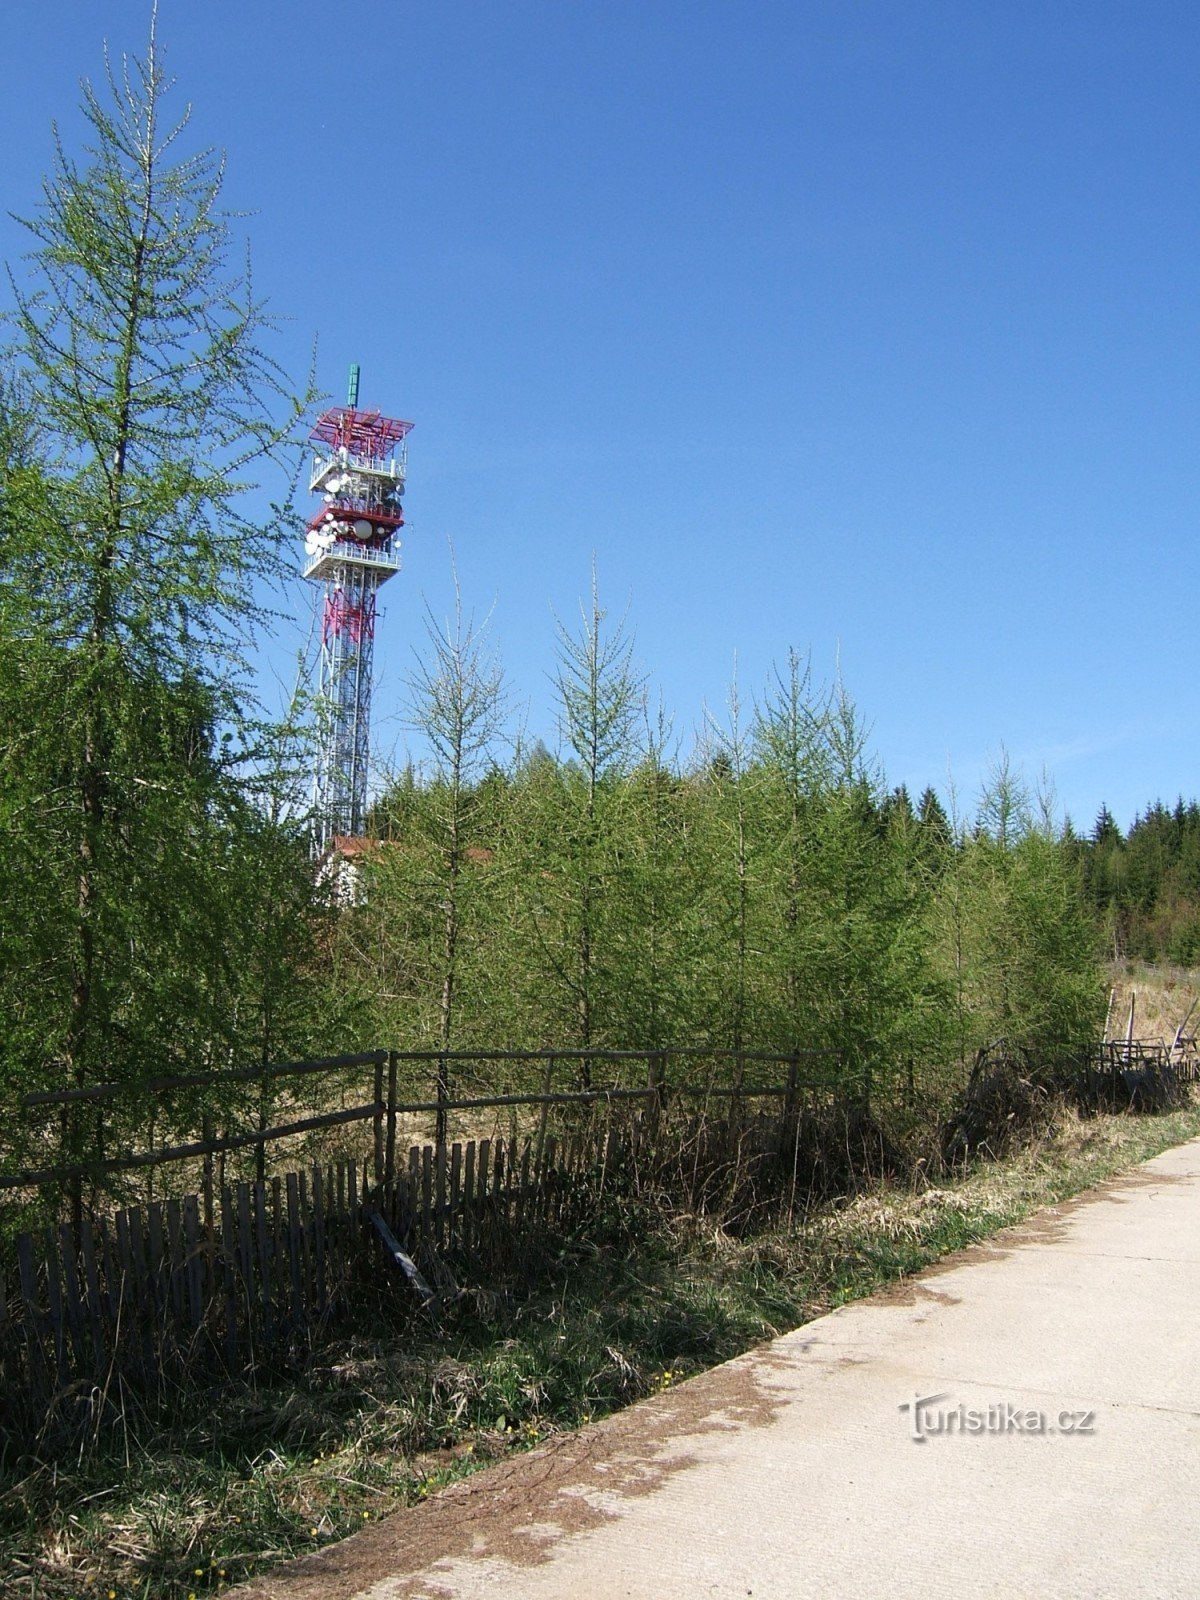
[
  {"x1": 535, "y1": 1054, "x2": 556, "y2": 1167},
  {"x1": 385, "y1": 1051, "x2": 398, "y2": 1184},
  {"x1": 436, "y1": 1054, "x2": 449, "y2": 1152},
  {"x1": 646, "y1": 1050, "x2": 666, "y2": 1149},
  {"x1": 785, "y1": 1054, "x2": 798, "y2": 1125},
  {"x1": 201, "y1": 1115, "x2": 215, "y2": 1238},
  {"x1": 785, "y1": 1053, "x2": 803, "y2": 1222},
  {"x1": 256, "y1": 1069, "x2": 270, "y2": 1185},
  {"x1": 147, "y1": 1109, "x2": 158, "y2": 1208},
  {"x1": 373, "y1": 1055, "x2": 385, "y2": 1192},
  {"x1": 62, "y1": 1101, "x2": 83, "y2": 1242}
]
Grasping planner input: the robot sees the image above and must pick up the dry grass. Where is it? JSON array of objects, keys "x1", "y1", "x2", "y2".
[
  {"x1": 1106, "y1": 960, "x2": 1200, "y2": 1048},
  {"x1": 813, "y1": 1096, "x2": 1198, "y2": 1279}
]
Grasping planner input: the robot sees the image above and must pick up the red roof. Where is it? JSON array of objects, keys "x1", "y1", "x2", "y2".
[
  {"x1": 328, "y1": 834, "x2": 384, "y2": 859},
  {"x1": 309, "y1": 406, "x2": 413, "y2": 459}
]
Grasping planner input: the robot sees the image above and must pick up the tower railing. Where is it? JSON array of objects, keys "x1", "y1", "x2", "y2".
[
  {"x1": 304, "y1": 542, "x2": 402, "y2": 581},
  {"x1": 310, "y1": 449, "x2": 407, "y2": 490}
]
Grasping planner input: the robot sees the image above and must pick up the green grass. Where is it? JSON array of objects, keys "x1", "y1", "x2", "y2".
[{"x1": 3, "y1": 1099, "x2": 1199, "y2": 1599}]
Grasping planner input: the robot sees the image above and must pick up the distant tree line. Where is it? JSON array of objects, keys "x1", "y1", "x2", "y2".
[{"x1": 1074, "y1": 801, "x2": 1200, "y2": 964}]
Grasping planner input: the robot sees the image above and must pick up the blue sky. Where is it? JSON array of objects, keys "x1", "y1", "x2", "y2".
[{"x1": 4, "y1": 2, "x2": 1198, "y2": 832}]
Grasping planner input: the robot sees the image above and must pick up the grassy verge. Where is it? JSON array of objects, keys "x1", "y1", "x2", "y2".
[{"x1": 3, "y1": 1099, "x2": 1198, "y2": 1600}]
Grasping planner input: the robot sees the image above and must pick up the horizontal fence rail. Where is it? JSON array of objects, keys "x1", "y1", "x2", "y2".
[
  {"x1": 1, "y1": 1048, "x2": 845, "y2": 1200},
  {"x1": 19, "y1": 1051, "x2": 389, "y2": 1108}
]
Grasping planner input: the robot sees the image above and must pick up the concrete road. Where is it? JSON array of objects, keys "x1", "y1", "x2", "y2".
[{"x1": 236, "y1": 1138, "x2": 1200, "y2": 1600}]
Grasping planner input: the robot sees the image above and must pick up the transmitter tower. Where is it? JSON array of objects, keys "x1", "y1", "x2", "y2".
[{"x1": 305, "y1": 366, "x2": 413, "y2": 850}]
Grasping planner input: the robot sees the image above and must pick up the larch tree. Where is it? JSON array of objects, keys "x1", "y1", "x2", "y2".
[
  {"x1": 751, "y1": 648, "x2": 828, "y2": 1048},
  {"x1": 0, "y1": 20, "x2": 311, "y2": 1166},
  {"x1": 697, "y1": 666, "x2": 757, "y2": 1057},
  {"x1": 535, "y1": 565, "x2": 644, "y2": 1069},
  {"x1": 394, "y1": 580, "x2": 506, "y2": 1066}
]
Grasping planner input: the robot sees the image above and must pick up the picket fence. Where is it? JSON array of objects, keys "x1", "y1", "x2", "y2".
[
  {"x1": 0, "y1": 1123, "x2": 623, "y2": 1425},
  {"x1": 0, "y1": 1045, "x2": 826, "y2": 1428}
]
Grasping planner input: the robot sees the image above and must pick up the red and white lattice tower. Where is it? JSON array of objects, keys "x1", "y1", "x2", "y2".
[{"x1": 304, "y1": 366, "x2": 412, "y2": 850}]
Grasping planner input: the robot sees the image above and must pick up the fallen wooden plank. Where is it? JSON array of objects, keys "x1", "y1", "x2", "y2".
[{"x1": 364, "y1": 1209, "x2": 437, "y2": 1312}]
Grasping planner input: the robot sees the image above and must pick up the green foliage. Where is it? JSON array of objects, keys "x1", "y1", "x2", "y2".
[
  {"x1": 3, "y1": 44, "x2": 301, "y2": 676},
  {"x1": 349, "y1": 612, "x2": 1103, "y2": 1092},
  {"x1": 521, "y1": 569, "x2": 648, "y2": 1055},
  {"x1": 0, "y1": 25, "x2": 324, "y2": 1166},
  {"x1": 1075, "y1": 796, "x2": 1200, "y2": 962}
]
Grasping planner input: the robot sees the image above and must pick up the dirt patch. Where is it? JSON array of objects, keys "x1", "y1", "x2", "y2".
[
  {"x1": 854, "y1": 1155, "x2": 1191, "y2": 1306},
  {"x1": 853, "y1": 1243, "x2": 1009, "y2": 1309},
  {"x1": 230, "y1": 1351, "x2": 795, "y2": 1599},
  {"x1": 999, "y1": 1164, "x2": 1188, "y2": 1246}
]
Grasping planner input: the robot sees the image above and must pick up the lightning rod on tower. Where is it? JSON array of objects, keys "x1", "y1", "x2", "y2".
[{"x1": 304, "y1": 368, "x2": 413, "y2": 852}]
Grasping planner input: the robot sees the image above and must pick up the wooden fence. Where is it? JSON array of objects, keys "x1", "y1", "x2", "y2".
[
  {"x1": 1060, "y1": 1038, "x2": 1200, "y2": 1101},
  {"x1": 2, "y1": 1038, "x2": 1193, "y2": 1433},
  {"x1": 0, "y1": 1046, "x2": 842, "y2": 1203},
  {"x1": 0, "y1": 1129, "x2": 615, "y2": 1430},
  {"x1": 0, "y1": 1049, "x2": 843, "y2": 1431}
]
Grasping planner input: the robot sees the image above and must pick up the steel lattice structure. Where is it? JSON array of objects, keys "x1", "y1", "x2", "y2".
[{"x1": 305, "y1": 372, "x2": 412, "y2": 851}]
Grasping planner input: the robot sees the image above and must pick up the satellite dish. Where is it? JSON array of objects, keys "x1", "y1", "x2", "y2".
[
  {"x1": 353, "y1": 518, "x2": 373, "y2": 540},
  {"x1": 304, "y1": 533, "x2": 320, "y2": 555}
]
